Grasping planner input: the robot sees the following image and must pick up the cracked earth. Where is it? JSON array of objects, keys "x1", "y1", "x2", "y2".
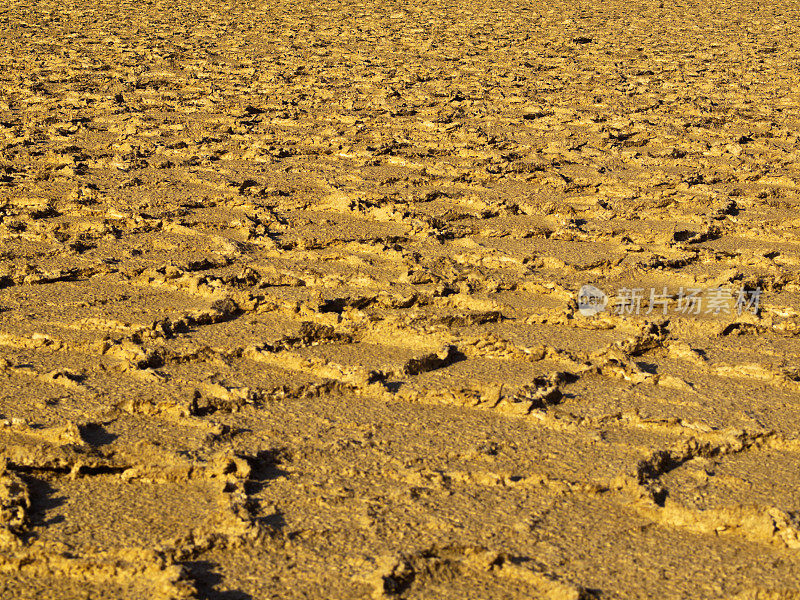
[{"x1": 1, "y1": 0, "x2": 800, "y2": 598}]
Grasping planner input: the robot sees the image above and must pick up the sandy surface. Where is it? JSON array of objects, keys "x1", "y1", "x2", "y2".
[{"x1": 1, "y1": 0, "x2": 800, "y2": 598}]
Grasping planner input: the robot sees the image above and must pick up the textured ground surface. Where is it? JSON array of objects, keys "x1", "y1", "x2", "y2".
[{"x1": 1, "y1": 0, "x2": 800, "y2": 598}]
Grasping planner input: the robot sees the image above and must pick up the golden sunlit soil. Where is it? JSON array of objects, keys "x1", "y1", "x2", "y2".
[{"x1": 1, "y1": 0, "x2": 800, "y2": 597}]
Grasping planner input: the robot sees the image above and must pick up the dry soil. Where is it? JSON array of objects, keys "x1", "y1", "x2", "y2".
[{"x1": 1, "y1": 0, "x2": 800, "y2": 598}]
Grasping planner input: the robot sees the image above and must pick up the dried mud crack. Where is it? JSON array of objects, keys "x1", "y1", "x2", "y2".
[{"x1": 1, "y1": 0, "x2": 800, "y2": 598}]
